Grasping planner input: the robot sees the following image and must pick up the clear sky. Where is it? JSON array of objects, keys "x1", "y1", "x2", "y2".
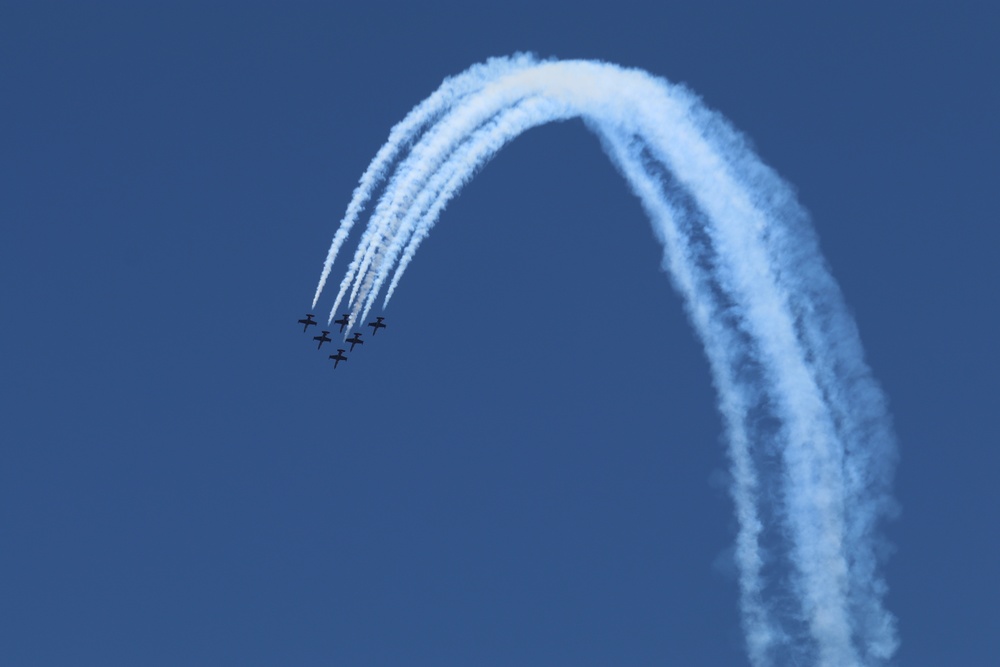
[{"x1": 2, "y1": 3, "x2": 997, "y2": 666}]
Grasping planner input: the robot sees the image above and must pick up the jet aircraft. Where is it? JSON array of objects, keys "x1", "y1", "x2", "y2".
[
  {"x1": 367, "y1": 316, "x2": 386, "y2": 335},
  {"x1": 333, "y1": 313, "x2": 351, "y2": 333},
  {"x1": 313, "y1": 331, "x2": 332, "y2": 349},
  {"x1": 346, "y1": 332, "x2": 364, "y2": 352},
  {"x1": 329, "y1": 349, "x2": 347, "y2": 369},
  {"x1": 298, "y1": 313, "x2": 317, "y2": 331}
]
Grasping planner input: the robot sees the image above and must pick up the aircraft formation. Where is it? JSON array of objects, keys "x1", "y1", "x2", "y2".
[{"x1": 297, "y1": 313, "x2": 386, "y2": 370}]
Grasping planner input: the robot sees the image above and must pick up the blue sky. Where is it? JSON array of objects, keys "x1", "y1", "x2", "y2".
[{"x1": 2, "y1": 3, "x2": 997, "y2": 665}]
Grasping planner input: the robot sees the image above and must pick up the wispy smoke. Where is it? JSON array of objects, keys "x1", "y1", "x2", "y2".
[
  {"x1": 312, "y1": 56, "x2": 897, "y2": 667},
  {"x1": 311, "y1": 54, "x2": 535, "y2": 316}
]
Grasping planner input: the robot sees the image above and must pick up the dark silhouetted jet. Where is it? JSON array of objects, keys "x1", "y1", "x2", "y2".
[
  {"x1": 329, "y1": 349, "x2": 347, "y2": 369},
  {"x1": 298, "y1": 313, "x2": 317, "y2": 332},
  {"x1": 313, "y1": 331, "x2": 332, "y2": 349},
  {"x1": 367, "y1": 316, "x2": 386, "y2": 335},
  {"x1": 346, "y1": 332, "x2": 364, "y2": 352},
  {"x1": 333, "y1": 313, "x2": 351, "y2": 333}
]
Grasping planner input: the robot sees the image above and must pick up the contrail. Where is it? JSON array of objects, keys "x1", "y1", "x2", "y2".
[
  {"x1": 312, "y1": 53, "x2": 536, "y2": 316},
  {"x1": 328, "y1": 61, "x2": 550, "y2": 326},
  {"x1": 312, "y1": 56, "x2": 898, "y2": 666}
]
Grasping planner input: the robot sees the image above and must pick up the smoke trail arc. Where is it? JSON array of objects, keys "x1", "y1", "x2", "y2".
[{"x1": 313, "y1": 56, "x2": 897, "y2": 667}]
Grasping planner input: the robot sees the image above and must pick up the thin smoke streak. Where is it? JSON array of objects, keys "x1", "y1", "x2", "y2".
[
  {"x1": 358, "y1": 98, "x2": 573, "y2": 323},
  {"x1": 311, "y1": 56, "x2": 897, "y2": 667},
  {"x1": 334, "y1": 78, "x2": 545, "y2": 321},
  {"x1": 314, "y1": 54, "x2": 536, "y2": 316},
  {"x1": 594, "y1": 124, "x2": 779, "y2": 664}
]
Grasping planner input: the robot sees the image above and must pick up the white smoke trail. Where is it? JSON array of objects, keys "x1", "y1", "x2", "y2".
[
  {"x1": 311, "y1": 53, "x2": 535, "y2": 314},
  {"x1": 595, "y1": 124, "x2": 781, "y2": 664},
  {"x1": 312, "y1": 56, "x2": 897, "y2": 667},
  {"x1": 326, "y1": 65, "x2": 553, "y2": 325},
  {"x1": 355, "y1": 96, "x2": 578, "y2": 324}
]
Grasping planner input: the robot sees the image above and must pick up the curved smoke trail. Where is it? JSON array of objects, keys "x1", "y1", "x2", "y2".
[
  {"x1": 313, "y1": 56, "x2": 897, "y2": 667},
  {"x1": 311, "y1": 54, "x2": 536, "y2": 313}
]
